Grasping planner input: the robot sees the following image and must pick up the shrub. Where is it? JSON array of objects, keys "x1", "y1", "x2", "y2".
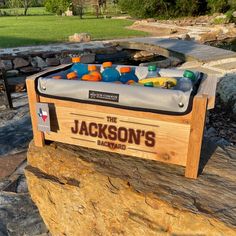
[
  {"x1": 44, "y1": 0, "x2": 71, "y2": 15},
  {"x1": 118, "y1": 0, "x2": 208, "y2": 18},
  {"x1": 228, "y1": 0, "x2": 236, "y2": 11},
  {"x1": 207, "y1": 0, "x2": 230, "y2": 13},
  {"x1": 0, "y1": 10, "x2": 10, "y2": 16},
  {"x1": 32, "y1": 0, "x2": 45, "y2": 7},
  {"x1": 175, "y1": 0, "x2": 207, "y2": 16},
  {"x1": 118, "y1": 0, "x2": 174, "y2": 18},
  {"x1": 225, "y1": 9, "x2": 236, "y2": 23}
]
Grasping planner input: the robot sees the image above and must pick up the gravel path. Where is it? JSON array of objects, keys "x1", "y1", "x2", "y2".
[{"x1": 0, "y1": 93, "x2": 32, "y2": 156}]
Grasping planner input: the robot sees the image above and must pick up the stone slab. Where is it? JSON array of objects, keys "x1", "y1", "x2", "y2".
[
  {"x1": 116, "y1": 37, "x2": 236, "y2": 63},
  {"x1": 214, "y1": 61, "x2": 236, "y2": 71},
  {"x1": 0, "y1": 151, "x2": 26, "y2": 179},
  {"x1": 25, "y1": 140, "x2": 236, "y2": 235},
  {"x1": 0, "y1": 192, "x2": 49, "y2": 236}
]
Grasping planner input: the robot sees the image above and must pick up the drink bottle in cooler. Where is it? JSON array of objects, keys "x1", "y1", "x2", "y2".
[
  {"x1": 119, "y1": 67, "x2": 139, "y2": 84},
  {"x1": 88, "y1": 65, "x2": 102, "y2": 81},
  {"x1": 102, "y1": 62, "x2": 120, "y2": 82},
  {"x1": 146, "y1": 65, "x2": 161, "y2": 78},
  {"x1": 70, "y1": 57, "x2": 89, "y2": 79},
  {"x1": 177, "y1": 70, "x2": 197, "y2": 92}
]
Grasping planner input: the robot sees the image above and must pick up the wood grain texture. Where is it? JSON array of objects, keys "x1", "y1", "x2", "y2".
[
  {"x1": 185, "y1": 95, "x2": 208, "y2": 178},
  {"x1": 26, "y1": 77, "x2": 45, "y2": 147},
  {"x1": 39, "y1": 96, "x2": 192, "y2": 125},
  {"x1": 44, "y1": 105, "x2": 190, "y2": 166}
]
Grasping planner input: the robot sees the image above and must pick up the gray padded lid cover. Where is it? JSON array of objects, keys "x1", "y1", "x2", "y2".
[{"x1": 37, "y1": 66, "x2": 196, "y2": 114}]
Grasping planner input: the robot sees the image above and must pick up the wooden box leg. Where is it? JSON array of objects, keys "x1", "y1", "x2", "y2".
[
  {"x1": 185, "y1": 95, "x2": 208, "y2": 179},
  {"x1": 26, "y1": 78, "x2": 45, "y2": 147}
]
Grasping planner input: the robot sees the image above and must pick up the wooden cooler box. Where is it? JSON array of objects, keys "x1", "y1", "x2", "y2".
[{"x1": 26, "y1": 64, "x2": 217, "y2": 179}]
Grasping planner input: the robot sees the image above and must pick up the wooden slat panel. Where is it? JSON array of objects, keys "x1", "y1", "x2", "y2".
[
  {"x1": 185, "y1": 95, "x2": 208, "y2": 178},
  {"x1": 26, "y1": 77, "x2": 45, "y2": 147},
  {"x1": 39, "y1": 96, "x2": 192, "y2": 125},
  {"x1": 44, "y1": 106, "x2": 191, "y2": 166}
]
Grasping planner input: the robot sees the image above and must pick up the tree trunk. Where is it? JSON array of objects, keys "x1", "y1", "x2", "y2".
[{"x1": 24, "y1": 7, "x2": 28, "y2": 16}]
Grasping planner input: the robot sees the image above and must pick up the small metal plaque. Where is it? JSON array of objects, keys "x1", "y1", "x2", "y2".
[{"x1": 36, "y1": 103, "x2": 51, "y2": 132}]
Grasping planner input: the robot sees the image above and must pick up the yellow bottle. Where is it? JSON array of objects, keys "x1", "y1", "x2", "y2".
[{"x1": 139, "y1": 77, "x2": 177, "y2": 88}]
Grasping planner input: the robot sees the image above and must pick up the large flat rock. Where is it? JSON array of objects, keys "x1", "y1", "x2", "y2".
[
  {"x1": 116, "y1": 37, "x2": 236, "y2": 62},
  {"x1": 25, "y1": 140, "x2": 236, "y2": 235}
]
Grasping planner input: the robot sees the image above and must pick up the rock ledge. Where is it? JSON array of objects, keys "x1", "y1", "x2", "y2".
[{"x1": 25, "y1": 141, "x2": 236, "y2": 236}]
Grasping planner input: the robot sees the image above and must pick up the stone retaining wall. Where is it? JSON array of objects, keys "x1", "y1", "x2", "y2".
[
  {"x1": 0, "y1": 41, "x2": 118, "y2": 77},
  {"x1": 0, "y1": 40, "x2": 184, "y2": 78}
]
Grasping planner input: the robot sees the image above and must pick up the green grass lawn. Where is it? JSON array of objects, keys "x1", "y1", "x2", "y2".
[{"x1": 0, "y1": 15, "x2": 147, "y2": 48}]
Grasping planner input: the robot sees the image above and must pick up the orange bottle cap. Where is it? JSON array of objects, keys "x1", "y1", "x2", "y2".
[
  {"x1": 82, "y1": 74, "x2": 100, "y2": 82},
  {"x1": 120, "y1": 67, "x2": 131, "y2": 73},
  {"x1": 72, "y1": 57, "x2": 81, "y2": 63},
  {"x1": 102, "y1": 62, "x2": 112, "y2": 68},
  {"x1": 127, "y1": 80, "x2": 135, "y2": 85},
  {"x1": 52, "y1": 75, "x2": 62, "y2": 80},
  {"x1": 88, "y1": 65, "x2": 97, "y2": 71},
  {"x1": 90, "y1": 71, "x2": 102, "y2": 80},
  {"x1": 67, "y1": 72, "x2": 78, "y2": 80}
]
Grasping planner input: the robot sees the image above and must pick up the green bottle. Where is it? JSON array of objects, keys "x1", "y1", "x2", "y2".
[
  {"x1": 146, "y1": 65, "x2": 161, "y2": 78},
  {"x1": 183, "y1": 70, "x2": 196, "y2": 83}
]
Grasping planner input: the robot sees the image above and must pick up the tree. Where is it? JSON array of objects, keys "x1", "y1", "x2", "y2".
[
  {"x1": 72, "y1": 0, "x2": 84, "y2": 19},
  {"x1": 20, "y1": 0, "x2": 32, "y2": 15},
  {"x1": 98, "y1": 0, "x2": 106, "y2": 16},
  {"x1": 45, "y1": 0, "x2": 71, "y2": 15},
  {"x1": 92, "y1": 0, "x2": 107, "y2": 19},
  {"x1": 7, "y1": 0, "x2": 21, "y2": 16},
  {"x1": 111, "y1": 0, "x2": 118, "y2": 14}
]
